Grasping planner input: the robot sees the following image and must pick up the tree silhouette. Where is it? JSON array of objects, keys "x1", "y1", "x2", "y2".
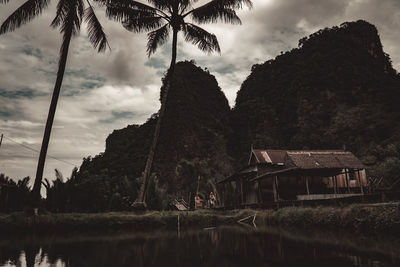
[
  {"x1": 0, "y1": 0, "x2": 109, "y2": 204},
  {"x1": 105, "y1": 0, "x2": 252, "y2": 207}
]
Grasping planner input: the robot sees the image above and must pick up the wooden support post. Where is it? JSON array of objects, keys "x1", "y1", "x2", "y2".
[
  {"x1": 257, "y1": 181, "x2": 262, "y2": 204},
  {"x1": 220, "y1": 185, "x2": 224, "y2": 208},
  {"x1": 345, "y1": 169, "x2": 350, "y2": 193},
  {"x1": 240, "y1": 178, "x2": 244, "y2": 205},
  {"x1": 305, "y1": 176, "x2": 310, "y2": 195},
  {"x1": 275, "y1": 176, "x2": 280, "y2": 200},
  {"x1": 0, "y1": 134, "x2": 3, "y2": 150},
  {"x1": 272, "y1": 176, "x2": 278, "y2": 202},
  {"x1": 333, "y1": 175, "x2": 337, "y2": 196},
  {"x1": 357, "y1": 170, "x2": 364, "y2": 195},
  {"x1": 177, "y1": 214, "x2": 180, "y2": 237}
]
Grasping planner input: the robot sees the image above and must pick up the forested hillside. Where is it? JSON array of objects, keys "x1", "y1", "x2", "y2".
[
  {"x1": 63, "y1": 61, "x2": 233, "y2": 210},
  {"x1": 229, "y1": 20, "x2": 400, "y2": 186}
]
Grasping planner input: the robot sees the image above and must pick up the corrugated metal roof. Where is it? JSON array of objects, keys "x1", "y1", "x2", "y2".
[
  {"x1": 252, "y1": 149, "x2": 287, "y2": 164},
  {"x1": 222, "y1": 149, "x2": 365, "y2": 183},
  {"x1": 286, "y1": 151, "x2": 365, "y2": 169}
]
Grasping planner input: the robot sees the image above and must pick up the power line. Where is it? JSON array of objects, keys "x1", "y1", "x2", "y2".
[{"x1": 1, "y1": 134, "x2": 77, "y2": 167}]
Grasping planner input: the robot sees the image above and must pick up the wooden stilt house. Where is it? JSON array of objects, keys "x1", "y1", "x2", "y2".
[{"x1": 218, "y1": 149, "x2": 367, "y2": 207}]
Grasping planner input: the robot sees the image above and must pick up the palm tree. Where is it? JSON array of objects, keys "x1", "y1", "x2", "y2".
[
  {"x1": 0, "y1": 0, "x2": 109, "y2": 204},
  {"x1": 105, "y1": 0, "x2": 252, "y2": 208}
]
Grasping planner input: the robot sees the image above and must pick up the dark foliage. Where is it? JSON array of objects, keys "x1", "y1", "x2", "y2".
[
  {"x1": 55, "y1": 61, "x2": 232, "y2": 211},
  {"x1": 229, "y1": 20, "x2": 400, "y2": 188},
  {"x1": 0, "y1": 174, "x2": 31, "y2": 212}
]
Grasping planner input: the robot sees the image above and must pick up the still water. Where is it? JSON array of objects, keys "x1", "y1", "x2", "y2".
[{"x1": 1, "y1": 226, "x2": 399, "y2": 267}]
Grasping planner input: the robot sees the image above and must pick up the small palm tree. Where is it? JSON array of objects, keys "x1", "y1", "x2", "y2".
[
  {"x1": 0, "y1": 0, "x2": 109, "y2": 204},
  {"x1": 105, "y1": 0, "x2": 252, "y2": 207}
]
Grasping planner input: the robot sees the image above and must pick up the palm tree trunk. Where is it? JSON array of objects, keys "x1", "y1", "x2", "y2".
[
  {"x1": 170, "y1": 29, "x2": 178, "y2": 70},
  {"x1": 31, "y1": 31, "x2": 72, "y2": 204},
  {"x1": 134, "y1": 29, "x2": 178, "y2": 207}
]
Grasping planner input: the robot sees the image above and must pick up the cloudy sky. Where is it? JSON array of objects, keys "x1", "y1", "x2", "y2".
[{"x1": 1, "y1": 0, "x2": 400, "y2": 183}]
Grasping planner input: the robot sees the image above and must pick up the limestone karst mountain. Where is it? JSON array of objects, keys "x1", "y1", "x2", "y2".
[{"x1": 65, "y1": 20, "x2": 400, "y2": 211}]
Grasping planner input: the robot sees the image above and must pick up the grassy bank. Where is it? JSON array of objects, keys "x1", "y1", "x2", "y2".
[
  {"x1": 257, "y1": 202, "x2": 400, "y2": 234},
  {"x1": 0, "y1": 209, "x2": 254, "y2": 233},
  {"x1": 1, "y1": 202, "x2": 400, "y2": 234}
]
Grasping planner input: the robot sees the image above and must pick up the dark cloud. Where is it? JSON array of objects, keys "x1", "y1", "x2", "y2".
[
  {"x1": 0, "y1": 111, "x2": 12, "y2": 117},
  {"x1": 0, "y1": 88, "x2": 46, "y2": 99}
]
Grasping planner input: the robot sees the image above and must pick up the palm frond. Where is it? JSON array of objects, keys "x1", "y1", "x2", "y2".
[
  {"x1": 213, "y1": 0, "x2": 253, "y2": 9},
  {"x1": 122, "y1": 13, "x2": 164, "y2": 33},
  {"x1": 106, "y1": 2, "x2": 160, "y2": 20},
  {"x1": 105, "y1": 0, "x2": 172, "y2": 32},
  {"x1": 146, "y1": 0, "x2": 171, "y2": 12},
  {"x1": 191, "y1": 6, "x2": 241, "y2": 24},
  {"x1": 178, "y1": 0, "x2": 196, "y2": 15},
  {"x1": 50, "y1": 0, "x2": 68, "y2": 28},
  {"x1": 42, "y1": 178, "x2": 51, "y2": 190},
  {"x1": 0, "y1": 0, "x2": 50, "y2": 35},
  {"x1": 186, "y1": 0, "x2": 252, "y2": 23},
  {"x1": 106, "y1": 4, "x2": 164, "y2": 33},
  {"x1": 84, "y1": 5, "x2": 110, "y2": 52},
  {"x1": 77, "y1": 0, "x2": 85, "y2": 22},
  {"x1": 96, "y1": 0, "x2": 158, "y2": 11},
  {"x1": 51, "y1": 0, "x2": 83, "y2": 35},
  {"x1": 183, "y1": 23, "x2": 220, "y2": 54},
  {"x1": 19, "y1": 177, "x2": 30, "y2": 189},
  {"x1": 55, "y1": 169, "x2": 64, "y2": 182},
  {"x1": 146, "y1": 23, "x2": 169, "y2": 56},
  {"x1": 65, "y1": 0, "x2": 83, "y2": 35}
]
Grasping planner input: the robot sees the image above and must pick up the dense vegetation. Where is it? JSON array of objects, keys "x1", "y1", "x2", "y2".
[
  {"x1": 42, "y1": 61, "x2": 233, "y2": 211},
  {"x1": 229, "y1": 20, "x2": 400, "y2": 187},
  {"x1": 0, "y1": 174, "x2": 31, "y2": 212},
  {"x1": 2, "y1": 20, "x2": 400, "y2": 212},
  {"x1": 260, "y1": 202, "x2": 400, "y2": 234}
]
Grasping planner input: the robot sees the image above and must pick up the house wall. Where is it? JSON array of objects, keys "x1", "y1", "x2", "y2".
[
  {"x1": 255, "y1": 169, "x2": 368, "y2": 202},
  {"x1": 327, "y1": 169, "x2": 368, "y2": 188},
  {"x1": 228, "y1": 169, "x2": 368, "y2": 206}
]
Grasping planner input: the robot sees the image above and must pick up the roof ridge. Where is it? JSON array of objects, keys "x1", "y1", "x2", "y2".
[{"x1": 287, "y1": 151, "x2": 349, "y2": 154}]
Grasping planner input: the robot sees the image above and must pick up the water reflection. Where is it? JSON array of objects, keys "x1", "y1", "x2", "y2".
[{"x1": 1, "y1": 227, "x2": 399, "y2": 267}]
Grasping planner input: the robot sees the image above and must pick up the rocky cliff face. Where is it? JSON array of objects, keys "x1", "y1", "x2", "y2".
[
  {"x1": 229, "y1": 20, "x2": 400, "y2": 182},
  {"x1": 74, "y1": 61, "x2": 232, "y2": 209},
  {"x1": 151, "y1": 61, "x2": 232, "y2": 200}
]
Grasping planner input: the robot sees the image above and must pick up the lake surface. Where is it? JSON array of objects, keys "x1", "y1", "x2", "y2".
[{"x1": 1, "y1": 226, "x2": 399, "y2": 267}]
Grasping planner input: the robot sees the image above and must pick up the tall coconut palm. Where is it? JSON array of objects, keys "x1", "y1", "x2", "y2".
[
  {"x1": 105, "y1": 0, "x2": 252, "y2": 207},
  {"x1": 0, "y1": 0, "x2": 109, "y2": 204}
]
